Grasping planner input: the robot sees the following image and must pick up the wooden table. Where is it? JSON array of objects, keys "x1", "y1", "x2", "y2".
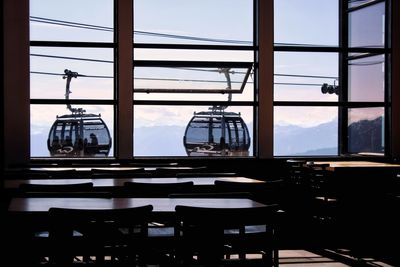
[
  {"x1": 8, "y1": 197, "x2": 266, "y2": 213},
  {"x1": 7, "y1": 197, "x2": 279, "y2": 267},
  {"x1": 28, "y1": 166, "x2": 201, "y2": 172},
  {"x1": 306, "y1": 161, "x2": 400, "y2": 193},
  {"x1": 309, "y1": 161, "x2": 400, "y2": 172},
  {"x1": 4, "y1": 176, "x2": 265, "y2": 189}
]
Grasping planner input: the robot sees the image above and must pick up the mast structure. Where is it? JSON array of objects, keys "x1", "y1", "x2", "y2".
[{"x1": 63, "y1": 69, "x2": 85, "y2": 114}]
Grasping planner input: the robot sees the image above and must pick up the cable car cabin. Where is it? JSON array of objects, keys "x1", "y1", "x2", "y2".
[
  {"x1": 47, "y1": 114, "x2": 112, "y2": 157},
  {"x1": 183, "y1": 111, "x2": 250, "y2": 156}
]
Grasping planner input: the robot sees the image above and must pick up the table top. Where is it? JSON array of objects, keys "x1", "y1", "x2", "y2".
[
  {"x1": 9, "y1": 197, "x2": 266, "y2": 213},
  {"x1": 308, "y1": 161, "x2": 400, "y2": 172},
  {"x1": 28, "y1": 166, "x2": 203, "y2": 172},
  {"x1": 4, "y1": 176, "x2": 265, "y2": 189}
]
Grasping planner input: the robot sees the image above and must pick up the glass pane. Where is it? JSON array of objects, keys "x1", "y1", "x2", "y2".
[
  {"x1": 274, "y1": 0, "x2": 338, "y2": 46},
  {"x1": 30, "y1": 0, "x2": 114, "y2": 42},
  {"x1": 134, "y1": 105, "x2": 253, "y2": 157},
  {"x1": 135, "y1": 49, "x2": 253, "y2": 62},
  {"x1": 274, "y1": 52, "x2": 339, "y2": 101},
  {"x1": 30, "y1": 47, "x2": 114, "y2": 100},
  {"x1": 31, "y1": 105, "x2": 114, "y2": 158},
  {"x1": 349, "y1": 2, "x2": 385, "y2": 48},
  {"x1": 134, "y1": 66, "x2": 253, "y2": 101},
  {"x1": 348, "y1": 54, "x2": 385, "y2": 102},
  {"x1": 274, "y1": 107, "x2": 338, "y2": 156},
  {"x1": 134, "y1": 0, "x2": 253, "y2": 45},
  {"x1": 348, "y1": 107, "x2": 384, "y2": 154}
]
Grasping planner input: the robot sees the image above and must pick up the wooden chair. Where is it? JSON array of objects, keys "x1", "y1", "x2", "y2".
[
  {"x1": 48, "y1": 205, "x2": 153, "y2": 266},
  {"x1": 174, "y1": 204, "x2": 279, "y2": 267},
  {"x1": 123, "y1": 181, "x2": 194, "y2": 265},
  {"x1": 27, "y1": 169, "x2": 79, "y2": 179}
]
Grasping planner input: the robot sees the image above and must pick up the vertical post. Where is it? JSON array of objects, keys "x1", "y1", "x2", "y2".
[
  {"x1": 392, "y1": 0, "x2": 400, "y2": 159},
  {"x1": 3, "y1": 0, "x2": 30, "y2": 167},
  {"x1": 116, "y1": 0, "x2": 134, "y2": 159},
  {"x1": 339, "y1": 0, "x2": 348, "y2": 155},
  {"x1": 258, "y1": 0, "x2": 274, "y2": 158}
]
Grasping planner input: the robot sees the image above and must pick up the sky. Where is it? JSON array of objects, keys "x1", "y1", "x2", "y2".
[{"x1": 29, "y1": 0, "x2": 384, "y2": 157}]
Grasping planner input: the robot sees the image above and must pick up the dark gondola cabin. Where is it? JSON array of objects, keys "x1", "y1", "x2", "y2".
[
  {"x1": 47, "y1": 113, "x2": 112, "y2": 157},
  {"x1": 183, "y1": 111, "x2": 250, "y2": 156},
  {"x1": 46, "y1": 69, "x2": 112, "y2": 157}
]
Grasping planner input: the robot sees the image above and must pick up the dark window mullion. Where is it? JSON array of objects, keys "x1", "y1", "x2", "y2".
[
  {"x1": 385, "y1": 0, "x2": 392, "y2": 156},
  {"x1": 340, "y1": 0, "x2": 349, "y2": 155},
  {"x1": 134, "y1": 60, "x2": 252, "y2": 68},
  {"x1": 30, "y1": 99, "x2": 116, "y2": 105},
  {"x1": 273, "y1": 101, "x2": 387, "y2": 107},
  {"x1": 134, "y1": 43, "x2": 255, "y2": 51},
  {"x1": 133, "y1": 100, "x2": 256, "y2": 106},
  {"x1": 30, "y1": 41, "x2": 115, "y2": 48}
]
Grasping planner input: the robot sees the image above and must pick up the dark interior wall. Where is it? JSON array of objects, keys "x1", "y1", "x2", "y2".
[{"x1": 3, "y1": 0, "x2": 30, "y2": 168}]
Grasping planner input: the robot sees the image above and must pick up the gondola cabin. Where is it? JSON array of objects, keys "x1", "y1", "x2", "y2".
[
  {"x1": 47, "y1": 113, "x2": 112, "y2": 157},
  {"x1": 183, "y1": 111, "x2": 250, "y2": 156}
]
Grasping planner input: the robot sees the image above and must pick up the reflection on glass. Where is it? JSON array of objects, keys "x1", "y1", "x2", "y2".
[
  {"x1": 274, "y1": 0, "x2": 338, "y2": 46},
  {"x1": 30, "y1": 47, "x2": 114, "y2": 99},
  {"x1": 134, "y1": 0, "x2": 253, "y2": 45},
  {"x1": 30, "y1": 0, "x2": 114, "y2": 42},
  {"x1": 348, "y1": 107, "x2": 384, "y2": 154},
  {"x1": 31, "y1": 105, "x2": 114, "y2": 158},
  {"x1": 348, "y1": 54, "x2": 384, "y2": 102},
  {"x1": 274, "y1": 107, "x2": 338, "y2": 156},
  {"x1": 134, "y1": 105, "x2": 253, "y2": 157},
  {"x1": 348, "y1": 0, "x2": 373, "y2": 9},
  {"x1": 274, "y1": 52, "x2": 339, "y2": 101},
  {"x1": 349, "y1": 2, "x2": 385, "y2": 48}
]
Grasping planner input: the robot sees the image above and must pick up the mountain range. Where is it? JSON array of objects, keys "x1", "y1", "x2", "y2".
[
  {"x1": 31, "y1": 116, "x2": 382, "y2": 157},
  {"x1": 32, "y1": 121, "x2": 336, "y2": 157}
]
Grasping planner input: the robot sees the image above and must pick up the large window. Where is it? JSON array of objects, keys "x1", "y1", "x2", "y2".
[
  {"x1": 25, "y1": 0, "x2": 392, "y2": 160},
  {"x1": 345, "y1": 0, "x2": 388, "y2": 155},
  {"x1": 30, "y1": 0, "x2": 115, "y2": 158},
  {"x1": 273, "y1": 0, "x2": 390, "y2": 157},
  {"x1": 274, "y1": 0, "x2": 339, "y2": 156},
  {"x1": 133, "y1": 0, "x2": 255, "y2": 157},
  {"x1": 29, "y1": 0, "x2": 255, "y2": 158}
]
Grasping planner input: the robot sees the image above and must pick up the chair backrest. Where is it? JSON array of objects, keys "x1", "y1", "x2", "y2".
[
  {"x1": 123, "y1": 181, "x2": 194, "y2": 197},
  {"x1": 27, "y1": 169, "x2": 78, "y2": 179},
  {"x1": 48, "y1": 205, "x2": 153, "y2": 265},
  {"x1": 174, "y1": 204, "x2": 279, "y2": 267}
]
